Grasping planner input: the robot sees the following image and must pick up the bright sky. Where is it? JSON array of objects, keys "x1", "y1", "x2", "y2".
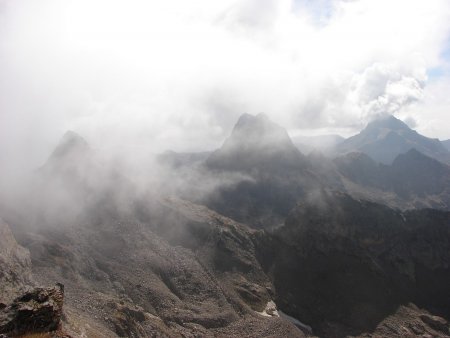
[{"x1": 1, "y1": 0, "x2": 450, "y2": 174}]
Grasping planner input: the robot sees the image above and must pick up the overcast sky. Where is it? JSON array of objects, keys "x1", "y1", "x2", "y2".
[{"x1": 1, "y1": 0, "x2": 450, "y2": 175}]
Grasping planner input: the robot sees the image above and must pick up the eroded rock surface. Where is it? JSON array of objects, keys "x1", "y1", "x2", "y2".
[{"x1": 0, "y1": 284, "x2": 65, "y2": 336}]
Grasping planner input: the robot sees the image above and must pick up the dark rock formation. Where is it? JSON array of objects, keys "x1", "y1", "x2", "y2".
[
  {"x1": 355, "y1": 304, "x2": 450, "y2": 337},
  {"x1": 0, "y1": 284, "x2": 65, "y2": 336},
  {"x1": 260, "y1": 191, "x2": 450, "y2": 337}
]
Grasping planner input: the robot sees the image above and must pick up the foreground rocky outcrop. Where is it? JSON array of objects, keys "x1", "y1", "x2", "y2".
[
  {"x1": 0, "y1": 219, "x2": 71, "y2": 337},
  {"x1": 0, "y1": 284, "x2": 65, "y2": 337},
  {"x1": 355, "y1": 304, "x2": 449, "y2": 338}
]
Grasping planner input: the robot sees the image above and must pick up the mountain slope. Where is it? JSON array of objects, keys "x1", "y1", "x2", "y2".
[
  {"x1": 334, "y1": 149, "x2": 450, "y2": 210},
  {"x1": 336, "y1": 115, "x2": 450, "y2": 164},
  {"x1": 4, "y1": 131, "x2": 306, "y2": 337},
  {"x1": 3, "y1": 124, "x2": 450, "y2": 337},
  {"x1": 203, "y1": 113, "x2": 325, "y2": 228},
  {"x1": 9, "y1": 196, "x2": 305, "y2": 337},
  {"x1": 443, "y1": 139, "x2": 450, "y2": 151},
  {"x1": 263, "y1": 191, "x2": 450, "y2": 337}
]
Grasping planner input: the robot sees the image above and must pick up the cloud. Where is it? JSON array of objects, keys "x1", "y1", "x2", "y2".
[
  {"x1": 0, "y1": 0, "x2": 450, "y2": 181},
  {"x1": 403, "y1": 76, "x2": 450, "y2": 139},
  {"x1": 349, "y1": 62, "x2": 425, "y2": 120}
]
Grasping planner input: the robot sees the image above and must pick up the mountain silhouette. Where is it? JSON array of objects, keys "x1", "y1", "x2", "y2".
[{"x1": 336, "y1": 115, "x2": 450, "y2": 164}]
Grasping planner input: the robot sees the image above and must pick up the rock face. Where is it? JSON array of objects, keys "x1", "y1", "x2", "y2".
[
  {"x1": 262, "y1": 191, "x2": 450, "y2": 336},
  {"x1": 336, "y1": 115, "x2": 450, "y2": 164},
  {"x1": 0, "y1": 218, "x2": 33, "y2": 304},
  {"x1": 355, "y1": 304, "x2": 450, "y2": 338},
  {"x1": 0, "y1": 284, "x2": 64, "y2": 336}
]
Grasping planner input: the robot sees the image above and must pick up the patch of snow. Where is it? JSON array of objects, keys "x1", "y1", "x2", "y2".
[{"x1": 258, "y1": 300, "x2": 279, "y2": 317}]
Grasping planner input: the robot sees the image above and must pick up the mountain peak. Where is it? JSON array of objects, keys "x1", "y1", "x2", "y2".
[
  {"x1": 226, "y1": 113, "x2": 291, "y2": 147},
  {"x1": 49, "y1": 130, "x2": 90, "y2": 161},
  {"x1": 232, "y1": 113, "x2": 277, "y2": 137},
  {"x1": 366, "y1": 115, "x2": 410, "y2": 132},
  {"x1": 235, "y1": 112, "x2": 268, "y2": 126},
  {"x1": 337, "y1": 115, "x2": 450, "y2": 165},
  {"x1": 207, "y1": 113, "x2": 306, "y2": 171}
]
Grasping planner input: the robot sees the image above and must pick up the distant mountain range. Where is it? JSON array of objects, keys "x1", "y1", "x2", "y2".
[
  {"x1": 335, "y1": 115, "x2": 450, "y2": 165},
  {"x1": 153, "y1": 113, "x2": 450, "y2": 227},
  {"x1": 1, "y1": 112, "x2": 449, "y2": 338}
]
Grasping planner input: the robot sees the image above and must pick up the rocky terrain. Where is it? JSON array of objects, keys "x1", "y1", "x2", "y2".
[
  {"x1": 0, "y1": 284, "x2": 66, "y2": 337},
  {"x1": 1, "y1": 113, "x2": 449, "y2": 337},
  {"x1": 1, "y1": 197, "x2": 305, "y2": 337},
  {"x1": 267, "y1": 191, "x2": 450, "y2": 337}
]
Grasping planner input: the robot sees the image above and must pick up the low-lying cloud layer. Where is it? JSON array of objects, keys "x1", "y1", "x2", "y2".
[{"x1": 1, "y1": 0, "x2": 450, "y2": 180}]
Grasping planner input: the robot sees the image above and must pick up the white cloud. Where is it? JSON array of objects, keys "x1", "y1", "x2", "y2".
[{"x1": 1, "y1": 0, "x2": 450, "y2": 178}]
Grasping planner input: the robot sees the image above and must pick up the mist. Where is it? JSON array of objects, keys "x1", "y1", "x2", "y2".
[
  {"x1": 1, "y1": 0, "x2": 450, "y2": 185},
  {"x1": 1, "y1": 2, "x2": 450, "y2": 337}
]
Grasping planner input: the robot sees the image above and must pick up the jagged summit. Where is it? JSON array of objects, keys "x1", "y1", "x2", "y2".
[
  {"x1": 234, "y1": 112, "x2": 269, "y2": 129},
  {"x1": 365, "y1": 114, "x2": 410, "y2": 132},
  {"x1": 207, "y1": 113, "x2": 306, "y2": 172},
  {"x1": 227, "y1": 113, "x2": 292, "y2": 148},
  {"x1": 337, "y1": 114, "x2": 450, "y2": 165},
  {"x1": 38, "y1": 130, "x2": 94, "y2": 178},
  {"x1": 50, "y1": 130, "x2": 90, "y2": 160}
]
